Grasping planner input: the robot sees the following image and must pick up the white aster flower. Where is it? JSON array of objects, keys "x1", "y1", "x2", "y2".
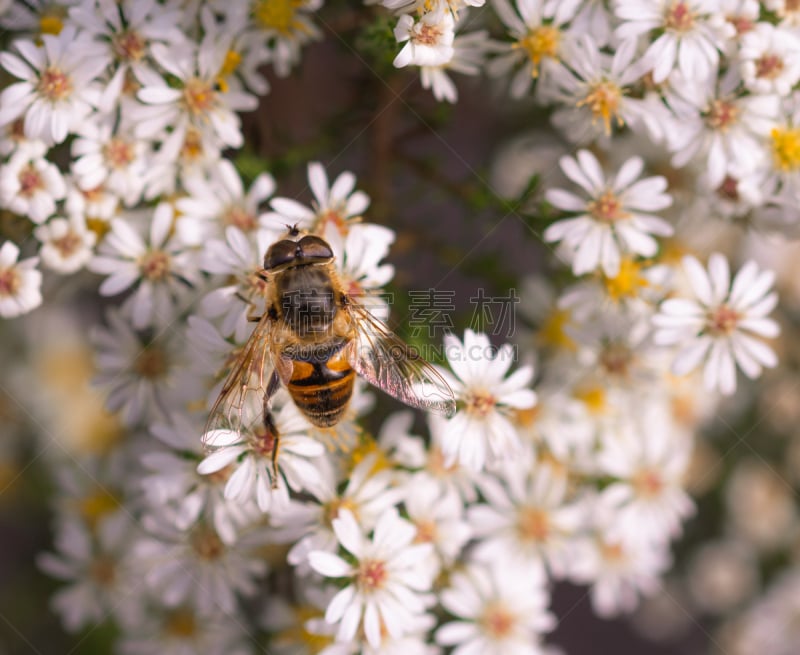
[
  {"x1": 0, "y1": 241, "x2": 43, "y2": 318},
  {"x1": 544, "y1": 150, "x2": 673, "y2": 277},
  {"x1": 131, "y1": 39, "x2": 258, "y2": 150},
  {"x1": 0, "y1": 0, "x2": 81, "y2": 36},
  {"x1": 0, "y1": 26, "x2": 106, "y2": 145},
  {"x1": 595, "y1": 403, "x2": 695, "y2": 545},
  {"x1": 0, "y1": 149, "x2": 66, "y2": 224},
  {"x1": 664, "y1": 70, "x2": 780, "y2": 189},
  {"x1": 420, "y1": 28, "x2": 497, "y2": 103},
  {"x1": 438, "y1": 329, "x2": 537, "y2": 471},
  {"x1": 248, "y1": 0, "x2": 322, "y2": 77},
  {"x1": 614, "y1": 0, "x2": 731, "y2": 83},
  {"x1": 490, "y1": 0, "x2": 576, "y2": 97},
  {"x1": 393, "y1": 9, "x2": 456, "y2": 69},
  {"x1": 739, "y1": 22, "x2": 800, "y2": 97},
  {"x1": 89, "y1": 203, "x2": 199, "y2": 329},
  {"x1": 68, "y1": 0, "x2": 185, "y2": 112},
  {"x1": 64, "y1": 176, "x2": 119, "y2": 224},
  {"x1": 308, "y1": 508, "x2": 435, "y2": 648},
  {"x1": 267, "y1": 161, "x2": 370, "y2": 235},
  {"x1": 468, "y1": 461, "x2": 585, "y2": 577},
  {"x1": 435, "y1": 561, "x2": 555, "y2": 654},
  {"x1": 177, "y1": 159, "x2": 277, "y2": 245},
  {"x1": 653, "y1": 253, "x2": 780, "y2": 395},
  {"x1": 71, "y1": 118, "x2": 150, "y2": 207},
  {"x1": 198, "y1": 401, "x2": 325, "y2": 512},
  {"x1": 34, "y1": 214, "x2": 96, "y2": 273}
]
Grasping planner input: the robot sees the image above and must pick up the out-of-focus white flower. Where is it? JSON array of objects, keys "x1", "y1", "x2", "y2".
[
  {"x1": 614, "y1": 0, "x2": 731, "y2": 83},
  {"x1": 0, "y1": 149, "x2": 66, "y2": 223},
  {"x1": 177, "y1": 159, "x2": 276, "y2": 245},
  {"x1": 438, "y1": 329, "x2": 536, "y2": 471},
  {"x1": 89, "y1": 203, "x2": 199, "y2": 329},
  {"x1": 687, "y1": 539, "x2": 758, "y2": 614},
  {"x1": 308, "y1": 508, "x2": 435, "y2": 648},
  {"x1": 34, "y1": 214, "x2": 96, "y2": 273},
  {"x1": 266, "y1": 161, "x2": 371, "y2": 235},
  {"x1": 653, "y1": 253, "x2": 779, "y2": 395},
  {"x1": 435, "y1": 561, "x2": 555, "y2": 654},
  {"x1": 468, "y1": 460, "x2": 585, "y2": 577},
  {"x1": 0, "y1": 26, "x2": 106, "y2": 145},
  {"x1": 665, "y1": 71, "x2": 780, "y2": 189},
  {"x1": 393, "y1": 9, "x2": 455, "y2": 69},
  {"x1": 248, "y1": 0, "x2": 322, "y2": 77},
  {"x1": 544, "y1": 150, "x2": 673, "y2": 277},
  {"x1": 739, "y1": 23, "x2": 800, "y2": 96},
  {"x1": 0, "y1": 240, "x2": 42, "y2": 318}
]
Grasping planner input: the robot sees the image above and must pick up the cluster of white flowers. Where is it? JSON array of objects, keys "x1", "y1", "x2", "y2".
[{"x1": 0, "y1": 1, "x2": 797, "y2": 654}]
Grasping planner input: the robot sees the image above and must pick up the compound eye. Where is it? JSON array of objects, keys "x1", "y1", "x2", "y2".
[
  {"x1": 264, "y1": 240, "x2": 297, "y2": 270},
  {"x1": 297, "y1": 235, "x2": 334, "y2": 261}
]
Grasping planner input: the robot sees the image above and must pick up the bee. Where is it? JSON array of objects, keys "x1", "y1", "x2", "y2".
[{"x1": 203, "y1": 227, "x2": 456, "y2": 480}]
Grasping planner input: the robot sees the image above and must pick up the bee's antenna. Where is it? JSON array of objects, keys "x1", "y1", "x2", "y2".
[{"x1": 285, "y1": 223, "x2": 301, "y2": 237}]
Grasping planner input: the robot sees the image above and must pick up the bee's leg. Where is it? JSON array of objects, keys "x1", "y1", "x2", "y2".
[
  {"x1": 235, "y1": 292, "x2": 263, "y2": 322},
  {"x1": 263, "y1": 372, "x2": 282, "y2": 489}
]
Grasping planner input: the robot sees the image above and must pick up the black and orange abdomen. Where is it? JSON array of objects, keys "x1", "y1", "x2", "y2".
[{"x1": 287, "y1": 347, "x2": 355, "y2": 427}]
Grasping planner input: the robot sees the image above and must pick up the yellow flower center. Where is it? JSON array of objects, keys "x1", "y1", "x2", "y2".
[
  {"x1": 183, "y1": 78, "x2": 216, "y2": 115},
  {"x1": 52, "y1": 230, "x2": 84, "y2": 259},
  {"x1": 164, "y1": 609, "x2": 197, "y2": 638},
  {"x1": 113, "y1": 30, "x2": 146, "y2": 62},
  {"x1": 138, "y1": 250, "x2": 171, "y2": 282},
  {"x1": 574, "y1": 385, "x2": 606, "y2": 414},
  {"x1": 633, "y1": 467, "x2": 664, "y2": 498},
  {"x1": 577, "y1": 81, "x2": 623, "y2": 135},
  {"x1": 756, "y1": 53, "x2": 784, "y2": 80},
  {"x1": 517, "y1": 506, "x2": 550, "y2": 543},
  {"x1": 215, "y1": 49, "x2": 242, "y2": 93},
  {"x1": 515, "y1": 25, "x2": 561, "y2": 78},
  {"x1": 705, "y1": 99, "x2": 739, "y2": 131},
  {"x1": 39, "y1": 13, "x2": 64, "y2": 36},
  {"x1": 272, "y1": 605, "x2": 333, "y2": 650},
  {"x1": 86, "y1": 217, "x2": 111, "y2": 242},
  {"x1": 253, "y1": 0, "x2": 303, "y2": 35},
  {"x1": 78, "y1": 489, "x2": 120, "y2": 529},
  {"x1": 104, "y1": 137, "x2": 136, "y2": 169},
  {"x1": 599, "y1": 343, "x2": 633, "y2": 378},
  {"x1": 603, "y1": 257, "x2": 649, "y2": 301},
  {"x1": 190, "y1": 524, "x2": 225, "y2": 560},
  {"x1": 133, "y1": 345, "x2": 168, "y2": 380},
  {"x1": 180, "y1": 127, "x2": 205, "y2": 162},
  {"x1": 771, "y1": 127, "x2": 800, "y2": 171},
  {"x1": 89, "y1": 555, "x2": 116, "y2": 586},
  {"x1": 538, "y1": 308, "x2": 575, "y2": 350},
  {"x1": 707, "y1": 304, "x2": 741, "y2": 336},
  {"x1": 18, "y1": 164, "x2": 45, "y2": 197},
  {"x1": 465, "y1": 390, "x2": 496, "y2": 417}
]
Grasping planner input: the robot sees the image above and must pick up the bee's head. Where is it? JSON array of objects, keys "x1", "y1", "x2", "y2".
[{"x1": 263, "y1": 234, "x2": 334, "y2": 271}]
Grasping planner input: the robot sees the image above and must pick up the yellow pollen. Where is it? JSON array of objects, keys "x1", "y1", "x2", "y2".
[
  {"x1": 538, "y1": 308, "x2": 575, "y2": 351},
  {"x1": 18, "y1": 164, "x2": 44, "y2": 197},
  {"x1": 358, "y1": 559, "x2": 388, "y2": 591},
  {"x1": 707, "y1": 304, "x2": 740, "y2": 336},
  {"x1": 414, "y1": 519, "x2": 437, "y2": 543},
  {"x1": 513, "y1": 404, "x2": 540, "y2": 428},
  {"x1": 600, "y1": 540, "x2": 625, "y2": 563},
  {"x1": 254, "y1": 0, "x2": 303, "y2": 35},
  {"x1": 603, "y1": 257, "x2": 649, "y2": 301},
  {"x1": 517, "y1": 506, "x2": 550, "y2": 542},
  {"x1": 588, "y1": 189, "x2": 627, "y2": 223},
  {"x1": 633, "y1": 468, "x2": 664, "y2": 498},
  {"x1": 577, "y1": 81, "x2": 623, "y2": 135},
  {"x1": 0, "y1": 268, "x2": 21, "y2": 298},
  {"x1": 113, "y1": 30, "x2": 146, "y2": 61},
  {"x1": 480, "y1": 602, "x2": 516, "y2": 639},
  {"x1": 133, "y1": 345, "x2": 168, "y2": 380},
  {"x1": 181, "y1": 127, "x2": 205, "y2": 162},
  {"x1": 183, "y1": 78, "x2": 216, "y2": 115},
  {"x1": 37, "y1": 66, "x2": 72, "y2": 101},
  {"x1": 466, "y1": 390, "x2": 496, "y2": 417},
  {"x1": 756, "y1": 54, "x2": 784, "y2": 79},
  {"x1": 86, "y1": 217, "x2": 111, "y2": 242},
  {"x1": 771, "y1": 127, "x2": 800, "y2": 171},
  {"x1": 706, "y1": 99, "x2": 739, "y2": 131},
  {"x1": 346, "y1": 438, "x2": 390, "y2": 474},
  {"x1": 574, "y1": 385, "x2": 606, "y2": 414},
  {"x1": 515, "y1": 25, "x2": 561, "y2": 78},
  {"x1": 273, "y1": 605, "x2": 333, "y2": 650},
  {"x1": 39, "y1": 13, "x2": 64, "y2": 35},
  {"x1": 190, "y1": 525, "x2": 225, "y2": 560},
  {"x1": 77, "y1": 489, "x2": 120, "y2": 530},
  {"x1": 138, "y1": 250, "x2": 171, "y2": 281},
  {"x1": 324, "y1": 497, "x2": 358, "y2": 526},
  {"x1": 415, "y1": 24, "x2": 442, "y2": 46},
  {"x1": 164, "y1": 609, "x2": 197, "y2": 638},
  {"x1": 664, "y1": 1, "x2": 695, "y2": 32}
]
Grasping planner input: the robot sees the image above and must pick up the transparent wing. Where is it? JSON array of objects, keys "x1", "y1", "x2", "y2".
[
  {"x1": 202, "y1": 315, "x2": 277, "y2": 448},
  {"x1": 344, "y1": 300, "x2": 456, "y2": 417}
]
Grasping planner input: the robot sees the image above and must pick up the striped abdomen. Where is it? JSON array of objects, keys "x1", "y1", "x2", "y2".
[{"x1": 287, "y1": 346, "x2": 355, "y2": 428}]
